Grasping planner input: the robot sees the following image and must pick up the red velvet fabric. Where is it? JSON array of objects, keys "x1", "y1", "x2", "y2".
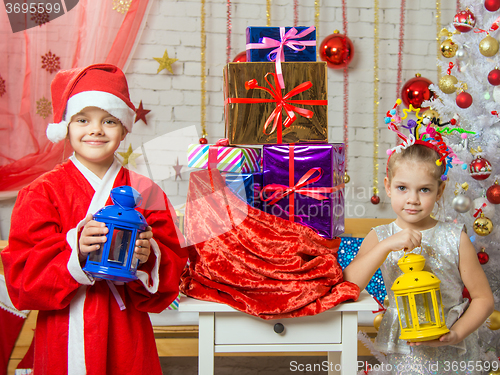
[{"x1": 180, "y1": 170, "x2": 360, "y2": 319}]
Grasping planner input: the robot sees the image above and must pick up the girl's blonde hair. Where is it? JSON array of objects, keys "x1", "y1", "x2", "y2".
[{"x1": 387, "y1": 144, "x2": 446, "y2": 186}]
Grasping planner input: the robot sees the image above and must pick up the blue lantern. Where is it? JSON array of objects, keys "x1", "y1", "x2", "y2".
[{"x1": 83, "y1": 186, "x2": 148, "y2": 282}]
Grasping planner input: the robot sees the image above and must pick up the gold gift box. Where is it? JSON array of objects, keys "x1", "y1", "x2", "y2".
[{"x1": 223, "y1": 62, "x2": 328, "y2": 145}]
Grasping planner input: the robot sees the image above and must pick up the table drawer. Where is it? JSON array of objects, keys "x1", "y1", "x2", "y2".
[{"x1": 214, "y1": 311, "x2": 341, "y2": 345}]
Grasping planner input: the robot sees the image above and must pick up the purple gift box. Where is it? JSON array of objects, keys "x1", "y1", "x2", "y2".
[{"x1": 262, "y1": 143, "x2": 345, "y2": 238}]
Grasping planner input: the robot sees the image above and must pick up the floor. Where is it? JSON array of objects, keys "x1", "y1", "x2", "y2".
[{"x1": 160, "y1": 356, "x2": 378, "y2": 374}]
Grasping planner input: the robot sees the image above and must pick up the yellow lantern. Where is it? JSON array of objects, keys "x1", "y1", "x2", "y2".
[{"x1": 391, "y1": 252, "x2": 449, "y2": 342}]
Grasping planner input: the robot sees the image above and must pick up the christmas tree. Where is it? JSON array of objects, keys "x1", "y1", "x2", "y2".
[{"x1": 426, "y1": 0, "x2": 500, "y2": 360}]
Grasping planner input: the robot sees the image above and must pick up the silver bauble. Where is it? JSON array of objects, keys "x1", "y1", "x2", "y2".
[{"x1": 452, "y1": 194, "x2": 472, "y2": 213}]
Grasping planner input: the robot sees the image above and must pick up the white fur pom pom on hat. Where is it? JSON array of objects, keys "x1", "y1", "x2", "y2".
[
  {"x1": 46, "y1": 121, "x2": 69, "y2": 143},
  {"x1": 46, "y1": 64, "x2": 135, "y2": 143}
]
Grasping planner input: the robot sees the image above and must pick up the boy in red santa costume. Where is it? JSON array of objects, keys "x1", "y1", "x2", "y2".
[{"x1": 1, "y1": 64, "x2": 189, "y2": 375}]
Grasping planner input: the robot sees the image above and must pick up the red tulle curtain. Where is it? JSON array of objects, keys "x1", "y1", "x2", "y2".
[{"x1": 0, "y1": 0, "x2": 151, "y2": 193}]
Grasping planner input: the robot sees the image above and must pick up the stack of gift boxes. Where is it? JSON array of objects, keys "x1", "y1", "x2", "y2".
[{"x1": 187, "y1": 26, "x2": 345, "y2": 239}]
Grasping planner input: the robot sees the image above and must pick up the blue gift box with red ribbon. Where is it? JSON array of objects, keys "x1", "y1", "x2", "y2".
[
  {"x1": 261, "y1": 143, "x2": 345, "y2": 239},
  {"x1": 222, "y1": 172, "x2": 263, "y2": 210}
]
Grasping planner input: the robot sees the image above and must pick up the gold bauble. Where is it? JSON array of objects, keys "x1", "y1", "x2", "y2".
[
  {"x1": 344, "y1": 173, "x2": 350, "y2": 183},
  {"x1": 440, "y1": 38, "x2": 458, "y2": 58},
  {"x1": 487, "y1": 310, "x2": 500, "y2": 330},
  {"x1": 383, "y1": 296, "x2": 389, "y2": 308},
  {"x1": 479, "y1": 35, "x2": 500, "y2": 57},
  {"x1": 488, "y1": 371, "x2": 500, "y2": 375},
  {"x1": 422, "y1": 109, "x2": 440, "y2": 124},
  {"x1": 438, "y1": 75, "x2": 458, "y2": 94},
  {"x1": 373, "y1": 313, "x2": 384, "y2": 331},
  {"x1": 473, "y1": 215, "x2": 493, "y2": 236}
]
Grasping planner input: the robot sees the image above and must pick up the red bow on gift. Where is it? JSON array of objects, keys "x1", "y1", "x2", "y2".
[{"x1": 226, "y1": 73, "x2": 327, "y2": 144}]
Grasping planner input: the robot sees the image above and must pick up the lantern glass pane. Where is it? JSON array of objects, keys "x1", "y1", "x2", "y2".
[
  {"x1": 415, "y1": 292, "x2": 435, "y2": 327},
  {"x1": 397, "y1": 295, "x2": 412, "y2": 329},
  {"x1": 108, "y1": 229, "x2": 132, "y2": 267},
  {"x1": 436, "y1": 289, "x2": 444, "y2": 320}
]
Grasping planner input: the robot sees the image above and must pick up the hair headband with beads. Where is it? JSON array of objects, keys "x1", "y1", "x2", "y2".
[{"x1": 385, "y1": 99, "x2": 470, "y2": 181}]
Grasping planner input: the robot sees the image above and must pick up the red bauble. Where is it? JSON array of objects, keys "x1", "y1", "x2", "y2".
[
  {"x1": 199, "y1": 137, "x2": 208, "y2": 144},
  {"x1": 485, "y1": 0, "x2": 500, "y2": 12},
  {"x1": 401, "y1": 74, "x2": 434, "y2": 109},
  {"x1": 453, "y1": 9, "x2": 476, "y2": 32},
  {"x1": 469, "y1": 156, "x2": 492, "y2": 180},
  {"x1": 456, "y1": 91, "x2": 473, "y2": 108},
  {"x1": 233, "y1": 51, "x2": 247, "y2": 62},
  {"x1": 319, "y1": 30, "x2": 354, "y2": 69},
  {"x1": 487, "y1": 182, "x2": 500, "y2": 204},
  {"x1": 478, "y1": 249, "x2": 490, "y2": 264},
  {"x1": 371, "y1": 195, "x2": 380, "y2": 205},
  {"x1": 488, "y1": 68, "x2": 500, "y2": 86},
  {"x1": 463, "y1": 287, "x2": 471, "y2": 302}
]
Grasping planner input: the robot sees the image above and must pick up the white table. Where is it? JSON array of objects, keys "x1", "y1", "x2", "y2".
[{"x1": 179, "y1": 291, "x2": 378, "y2": 375}]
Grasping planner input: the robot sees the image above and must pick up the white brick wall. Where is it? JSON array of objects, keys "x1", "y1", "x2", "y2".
[{"x1": 0, "y1": 0, "x2": 458, "y2": 239}]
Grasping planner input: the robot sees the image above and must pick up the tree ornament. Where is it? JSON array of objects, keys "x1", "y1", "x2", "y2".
[
  {"x1": 344, "y1": 173, "x2": 350, "y2": 183},
  {"x1": 472, "y1": 197, "x2": 496, "y2": 218},
  {"x1": 487, "y1": 310, "x2": 500, "y2": 330},
  {"x1": 455, "y1": 46, "x2": 470, "y2": 71},
  {"x1": 456, "y1": 91, "x2": 473, "y2": 108},
  {"x1": 488, "y1": 68, "x2": 500, "y2": 86},
  {"x1": 319, "y1": 30, "x2": 354, "y2": 70},
  {"x1": 233, "y1": 51, "x2": 247, "y2": 62},
  {"x1": 422, "y1": 109, "x2": 440, "y2": 125},
  {"x1": 485, "y1": 0, "x2": 500, "y2": 12},
  {"x1": 440, "y1": 38, "x2": 458, "y2": 58},
  {"x1": 487, "y1": 181, "x2": 500, "y2": 204},
  {"x1": 401, "y1": 74, "x2": 434, "y2": 109},
  {"x1": 452, "y1": 194, "x2": 472, "y2": 213},
  {"x1": 371, "y1": 195, "x2": 380, "y2": 205},
  {"x1": 439, "y1": 75, "x2": 458, "y2": 94},
  {"x1": 478, "y1": 248, "x2": 490, "y2": 264},
  {"x1": 199, "y1": 136, "x2": 208, "y2": 144},
  {"x1": 473, "y1": 214, "x2": 493, "y2": 236},
  {"x1": 453, "y1": 9, "x2": 476, "y2": 33},
  {"x1": 373, "y1": 313, "x2": 384, "y2": 330},
  {"x1": 469, "y1": 155, "x2": 492, "y2": 180},
  {"x1": 479, "y1": 35, "x2": 499, "y2": 57},
  {"x1": 118, "y1": 144, "x2": 141, "y2": 168}
]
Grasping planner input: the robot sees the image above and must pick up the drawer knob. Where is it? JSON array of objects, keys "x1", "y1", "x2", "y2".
[{"x1": 273, "y1": 323, "x2": 285, "y2": 334}]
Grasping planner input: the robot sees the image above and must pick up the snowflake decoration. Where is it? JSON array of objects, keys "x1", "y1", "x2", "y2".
[
  {"x1": 36, "y1": 96, "x2": 52, "y2": 119},
  {"x1": 0, "y1": 76, "x2": 5, "y2": 97},
  {"x1": 112, "y1": 0, "x2": 132, "y2": 14},
  {"x1": 41, "y1": 51, "x2": 60, "y2": 74},
  {"x1": 30, "y1": 9, "x2": 50, "y2": 27}
]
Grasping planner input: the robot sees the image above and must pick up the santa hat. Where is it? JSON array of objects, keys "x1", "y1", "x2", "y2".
[{"x1": 46, "y1": 64, "x2": 136, "y2": 143}]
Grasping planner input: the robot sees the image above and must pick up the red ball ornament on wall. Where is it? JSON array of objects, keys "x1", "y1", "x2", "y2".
[
  {"x1": 485, "y1": 0, "x2": 500, "y2": 12},
  {"x1": 469, "y1": 155, "x2": 492, "y2": 180},
  {"x1": 456, "y1": 91, "x2": 473, "y2": 108},
  {"x1": 487, "y1": 181, "x2": 500, "y2": 204},
  {"x1": 199, "y1": 136, "x2": 208, "y2": 144},
  {"x1": 371, "y1": 195, "x2": 380, "y2": 205},
  {"x1": 401, "y1": 74, "x2": 434, "y2": 109},
  {"x1": 319, "y1": 30, "x2": 354, "y2": 69},
  {"x1": 233, "y1": 51, "x2": 247, "y2": 62},
  {"x1": 453, "y1": 9, "x2": 476, "y2": 32},
  {"x1": 488, "y1": 68, "x2": 500, "y2": 85}
]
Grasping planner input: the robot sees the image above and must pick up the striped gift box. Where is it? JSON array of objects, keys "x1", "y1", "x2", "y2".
[{"x1": 187, "y1": 144, "x2": 261, "y2": 173}]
